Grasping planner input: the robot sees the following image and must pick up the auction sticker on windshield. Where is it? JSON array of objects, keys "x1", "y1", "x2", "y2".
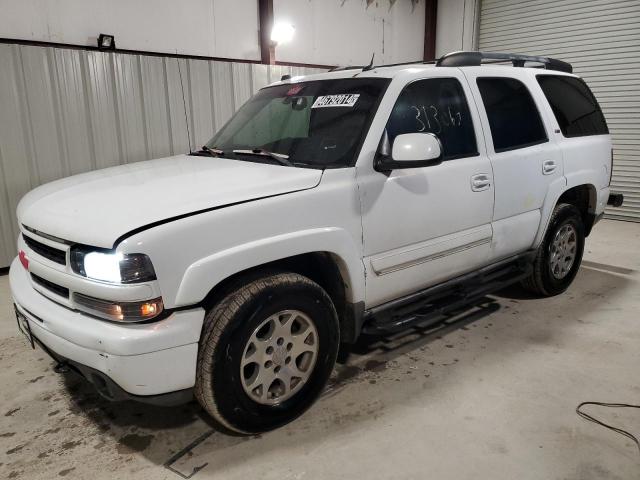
[{"x1": 312, "y1": 94, "x2": 360, "y2": 108}]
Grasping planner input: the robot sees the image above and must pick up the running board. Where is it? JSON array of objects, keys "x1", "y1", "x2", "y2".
[{"x1": 361, "y1": 252, "x2": 535, "y2": 335}]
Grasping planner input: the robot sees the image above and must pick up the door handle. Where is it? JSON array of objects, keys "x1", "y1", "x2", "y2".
[
  {"x1": 471, "y1": 174, "x2": 491, "y2": 192},
  {"x1": 542, "y1": 160, "x2": 557, "y2": 175}
]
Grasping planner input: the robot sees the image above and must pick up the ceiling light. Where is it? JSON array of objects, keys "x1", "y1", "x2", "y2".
[{"x1": 271, "y1": 23, "x2": 295, "y2": 45}]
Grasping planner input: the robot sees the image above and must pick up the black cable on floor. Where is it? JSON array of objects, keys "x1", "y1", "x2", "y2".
[{"x1": 576, "y1": 402, "x2": 640, "y2": 455}]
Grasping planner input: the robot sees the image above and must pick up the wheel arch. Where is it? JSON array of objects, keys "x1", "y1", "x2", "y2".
[
  {"x1": 534, "y1": 182, "x2": 598, "y2": 248},
  {"x1": 196, "y1": 251, "x2": 364, "y2": 344},
  {"x1": 556, "y1": 184, "x2": 598, "y2": 236},
  {"x1": 174, "y1": 228, "x2": 366, "y2": 343}
]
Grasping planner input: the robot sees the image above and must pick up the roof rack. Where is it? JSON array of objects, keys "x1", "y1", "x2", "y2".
[
  {"x1": 436, "y1": 51, "x2": 572, "y2": 73},
  {"x1": 328, "y1": 52, "x2": 571, "y2": 74}
]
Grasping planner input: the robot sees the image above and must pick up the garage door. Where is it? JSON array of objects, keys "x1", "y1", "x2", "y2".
[{"x1": 479, "y1": 0, "x2": 640, "y2": 221}]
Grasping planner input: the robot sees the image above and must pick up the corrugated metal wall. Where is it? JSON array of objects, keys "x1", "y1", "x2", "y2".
[
  {"x1": 0, "y1": 43, "x2": 325, "y2": 268},
  {"x1": 478, "y1": 0, "x2": 640, "y2": 222}
]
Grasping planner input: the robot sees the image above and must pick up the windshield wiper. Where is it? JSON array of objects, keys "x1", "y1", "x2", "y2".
[
  {"x1": 232, "y1": 148, "x2": 293, "y2": 167},
  {"x1": 192, "y1": 145, "x2": 224, "y2": 157}
]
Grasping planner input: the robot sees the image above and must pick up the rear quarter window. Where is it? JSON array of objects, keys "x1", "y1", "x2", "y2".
[{"x1": 537, "y1": 75, "x2": 608, "y2": 137}]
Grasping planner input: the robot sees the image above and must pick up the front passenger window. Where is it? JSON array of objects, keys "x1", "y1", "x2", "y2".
[{"x1": 386, "y1": 78, "x2": 478, "y2": 160}]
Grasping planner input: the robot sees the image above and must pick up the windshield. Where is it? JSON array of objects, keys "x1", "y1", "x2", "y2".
[{"x1": 205, "y1": 78, "x2": 390, "y2": 168}]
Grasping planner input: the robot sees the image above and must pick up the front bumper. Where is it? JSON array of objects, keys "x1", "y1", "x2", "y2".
[
  {"x1": 9, "y1": 257, "x2": 204, "y2": 399},
  {"x1": 25, "y1": 327, "x2": 193, "y2": 405}
]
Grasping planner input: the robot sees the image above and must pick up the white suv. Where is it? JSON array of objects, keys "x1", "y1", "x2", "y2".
[{"x1": 10, "y1": 51, "x2": 623, "y2": 433}]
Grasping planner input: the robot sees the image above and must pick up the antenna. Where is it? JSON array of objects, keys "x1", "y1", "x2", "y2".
[
  {"x1": 362, "y1": 53, "x2": 375, "y2": 71},
  {"x1": 176, "y1": 57, "x2": 193, "y2": 153}
]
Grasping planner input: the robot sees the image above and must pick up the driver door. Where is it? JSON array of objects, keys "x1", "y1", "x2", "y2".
[{"x1": 356, "y1": 73, "x2": 495, "y2": 307}]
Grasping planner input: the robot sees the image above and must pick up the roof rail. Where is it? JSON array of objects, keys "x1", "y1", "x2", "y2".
[{"x1": 436, "y1": 51, "x2": 572, "y2": 74}]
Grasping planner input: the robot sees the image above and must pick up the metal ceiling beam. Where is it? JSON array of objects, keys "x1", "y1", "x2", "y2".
[
  {"x1": 423, "y1": 0, "x2": 438, "y2": 61},
  {"x1": 258, "y1": 0, "x2": 275, "y2": 65}
]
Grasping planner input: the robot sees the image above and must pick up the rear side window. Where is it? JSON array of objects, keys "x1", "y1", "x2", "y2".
[
  {"x1": 537, "y1": 75, "x2": 608, "y2": 137},
  {"x1": 477, "y1": 77, "x2": 547, "y2": 152},
  {"x1": 386, "y1": 78, "x2": 478, "y2": 160}
]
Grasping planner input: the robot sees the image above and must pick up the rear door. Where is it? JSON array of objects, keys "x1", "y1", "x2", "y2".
[
  {"x1": 463, "y1": 68, "x2": 564, "y2": 261},
  {"x1": 536, "y1": 73, "x2": 612, "y2": 218}
]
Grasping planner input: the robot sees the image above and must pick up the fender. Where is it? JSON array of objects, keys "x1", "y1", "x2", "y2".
[
  {"x1": 533, "y1": 174, "x2": 598, "y2": 249},
  {"x1": 532, "y1": 175, "x2": 567, "y2": 248},
  {"x1": 565, "y1": 168, "x2": 607, "y2": 219},
  {"x1": 174, "y1": 227, "x2": 365, "y2": 307}
]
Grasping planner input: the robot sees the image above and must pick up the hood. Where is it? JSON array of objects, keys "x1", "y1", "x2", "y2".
[{"x1": 18, "y1": 155, "x2": 323, "y2": 248}]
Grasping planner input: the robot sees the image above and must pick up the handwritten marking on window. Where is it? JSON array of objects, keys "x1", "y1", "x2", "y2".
[{"x1": 409, "y1": 105, "x2": 462, "y2": 134}]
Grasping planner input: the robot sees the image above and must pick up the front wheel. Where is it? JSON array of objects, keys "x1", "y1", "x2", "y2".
[
  {"x1": 194, "y1": 272, "x2": 339, "y2": 434},
  {"x1": 522, "y1": 203, "x2": 585, "y2": 296}
]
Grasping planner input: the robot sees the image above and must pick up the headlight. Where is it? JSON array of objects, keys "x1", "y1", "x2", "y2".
[{"x1": 70, "y1": 248, "x2": 157, "y2": 284}]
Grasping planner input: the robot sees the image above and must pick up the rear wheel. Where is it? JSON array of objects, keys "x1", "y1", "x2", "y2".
[
  {"x1": 195, "y1": 272, "x2": 339, "y2": 434},
  {"x1": 522, "y1": 203, "x2": 585, "y2": 296}
]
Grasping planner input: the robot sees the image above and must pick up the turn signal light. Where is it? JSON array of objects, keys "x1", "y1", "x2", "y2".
[
  {"x1": 18, "y1": 250, "x2": 29, "y2": 270},
  {"x1": 73, "y1": 293, "x2": 164, "y2": 322},
  {"x1": 140, "y1": 302, "x2": 159, "y2": 317}
]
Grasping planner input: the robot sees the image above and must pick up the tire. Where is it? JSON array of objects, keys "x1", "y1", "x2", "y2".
[
  {"x1": 522, "y1": 203, "x2": 585, "y2": 297},
  {"x1": 194, "y1": 272, "x2": 340, "y2": 434}
]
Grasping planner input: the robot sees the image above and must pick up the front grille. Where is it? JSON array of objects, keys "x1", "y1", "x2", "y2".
[
  {"x1": 23, "y1": 235, "x2": 66, "y2": 265},
  {"x1": 31, "y1": 273, "x2": 70, "y2": 299}
]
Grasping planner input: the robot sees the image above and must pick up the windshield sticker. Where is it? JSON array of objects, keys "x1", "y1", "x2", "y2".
[
  {"x1": 311, "y1": 94, "x2": 360, "y2": 108},
  {"x1": 286, "y1": 85, "x2": 304, "y2": 96}
]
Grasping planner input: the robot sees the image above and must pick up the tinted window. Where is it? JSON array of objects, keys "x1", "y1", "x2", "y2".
[
  {"x1": 208, "y1": 78, "x2": 389, "y2": 168},
  {"x1": 537, "y1": 75, "x2": 608, "y2": 137},
  {"x1": 477, "y1": 77, "x2": 547, "y2": 152},
  {"x1": 386, "y1": 78, "x2": 478, "y2": 160}
]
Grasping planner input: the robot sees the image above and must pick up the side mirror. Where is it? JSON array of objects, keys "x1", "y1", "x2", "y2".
[{"x1": 375, "y1": 132, "x2": 443, "y2": 172}]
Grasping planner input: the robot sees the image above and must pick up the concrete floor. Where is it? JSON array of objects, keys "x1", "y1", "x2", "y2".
[{"x1": 1, "y1": 219, "x2": 639, "y2": 479}]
